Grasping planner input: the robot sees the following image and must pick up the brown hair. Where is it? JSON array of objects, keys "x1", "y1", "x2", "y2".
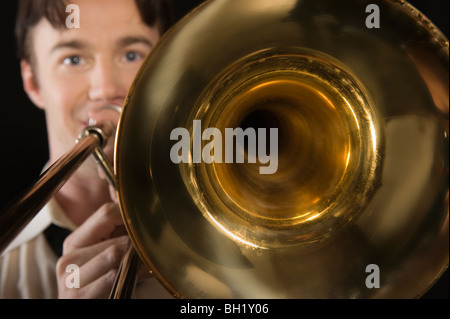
[{"x1": 15, "y1": 0, "x2": 175, "y2": 61}]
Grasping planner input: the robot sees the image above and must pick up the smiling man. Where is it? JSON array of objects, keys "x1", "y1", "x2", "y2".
[{"x1": 0, "y1": 0, "x2": 174, "y2": 298}]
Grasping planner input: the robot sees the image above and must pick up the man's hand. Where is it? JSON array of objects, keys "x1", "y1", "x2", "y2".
[{"x1": 56, "y1": 203, "x2": 128, "y2": 299}]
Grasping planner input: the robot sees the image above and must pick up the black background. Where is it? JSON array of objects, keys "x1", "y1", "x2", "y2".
[{"x1": 0, "y1": 0, "x2": 447, "y2": 299}]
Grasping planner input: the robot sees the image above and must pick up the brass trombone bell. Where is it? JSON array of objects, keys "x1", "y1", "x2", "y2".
[{"x1": 116, "y1": 0, "x2": 448, "y2": 298}]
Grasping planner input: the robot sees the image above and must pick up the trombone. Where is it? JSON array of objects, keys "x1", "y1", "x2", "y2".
[{"x1": 1, "y1": 0, "x2": 448, "y2": 298}]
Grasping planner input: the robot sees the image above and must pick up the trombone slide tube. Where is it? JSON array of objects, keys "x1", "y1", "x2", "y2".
[{"x1": 0, "y1": 129, "x2": 105, "y2": 254}]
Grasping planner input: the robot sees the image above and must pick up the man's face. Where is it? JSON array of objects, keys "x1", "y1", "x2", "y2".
[{"x1": 23, "y1": 0, "x2": 160, "y2": 169}]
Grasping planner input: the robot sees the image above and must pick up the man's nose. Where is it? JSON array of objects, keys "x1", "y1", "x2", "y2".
[{"x1": 88, "y1": 59, "x2": 126, "y2": 104}]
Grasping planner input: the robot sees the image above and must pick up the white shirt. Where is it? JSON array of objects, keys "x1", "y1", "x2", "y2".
[{"x1": 0, "y1": 199, "x2": 173, "y2": 299}]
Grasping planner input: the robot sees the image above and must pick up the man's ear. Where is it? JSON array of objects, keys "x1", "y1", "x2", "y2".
[{"x1": 21, "y1": 60, "x2": 45, "y2": 109}]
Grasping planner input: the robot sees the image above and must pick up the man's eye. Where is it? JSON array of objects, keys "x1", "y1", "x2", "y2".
[
  {"x1": 62, "y1": 56, "x2": 83, "y2": 66},
  {"x1": 124, "y1": 51, "x2": 141, "y2": 62}
]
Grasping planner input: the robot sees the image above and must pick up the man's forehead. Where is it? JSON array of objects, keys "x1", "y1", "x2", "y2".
[
  {"x1": 32, "y1": 13, "x2": 157, "y2": 53},
  {"x1": 76, "y1": 0, "x2": 144, "y2": 27},
  {"x1": 35, "y1": 0, "x2": 152, "y2": 38}
]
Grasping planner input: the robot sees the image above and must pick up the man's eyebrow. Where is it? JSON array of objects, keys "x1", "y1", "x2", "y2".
[
  {"x1": 49, "y1": 36, "x2": 154, "y2": 54},
  {"x1": 50, "y1": 40, "x2": 90, "y2": 54},
  {"x1": 116, "y1": 36, "x2": 154, "y2": 48}
]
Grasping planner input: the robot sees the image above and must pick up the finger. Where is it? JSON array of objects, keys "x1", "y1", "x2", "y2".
[
  {"x1": 59, "y1": 268, "x2": 118, "y2": 299},
  {"x1": 77, "y1": 236, "x2": 129, "y2": 288},
  {"x1": 57, "y1": 236, "x2": 128, "y2": 273},
  {"x1": 63, "y1": 203, "x2": 124, "y2": 252},
  {"x1": 80, "y1": 268, "x2": 119, "y2": 299},
  {"x1": 56, "y1": 236, "x2": 129, "y2": 298}
]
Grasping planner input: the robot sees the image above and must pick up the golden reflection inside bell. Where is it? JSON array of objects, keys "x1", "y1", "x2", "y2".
[
  {"x1": 182, "y1": 50, "x2": 383, "y2": 248},
  {"x1": 214, "y1": 79, "x2": 351, "y2": 220}
]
